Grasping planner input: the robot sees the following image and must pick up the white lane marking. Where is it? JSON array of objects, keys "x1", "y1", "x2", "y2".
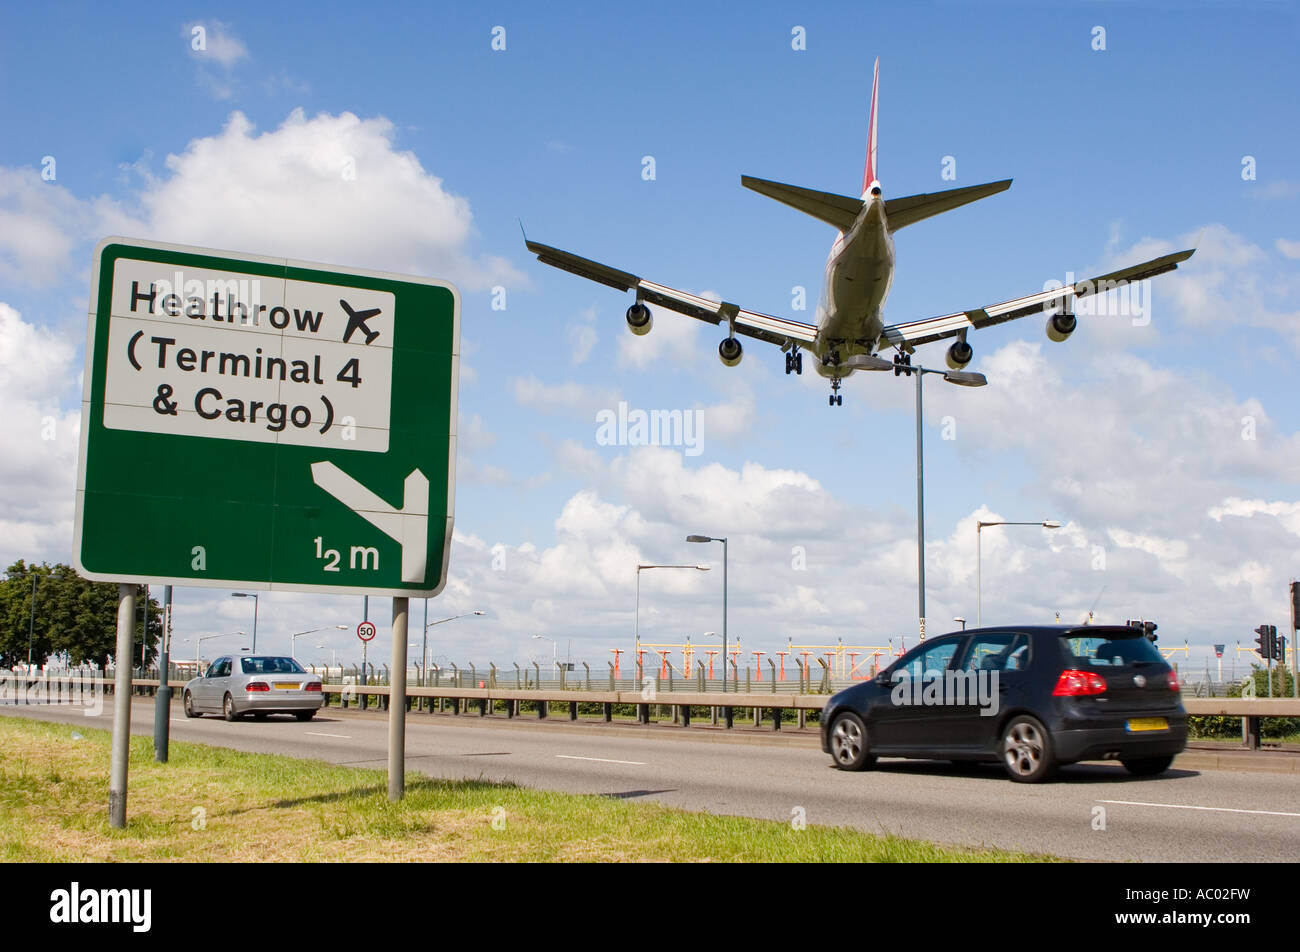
[
  {"x1": 555, "y1": 754, "x2": 645, "y2": 766},
  {"x1": 1098, "y1": 799, "x2": 1300, "y2": 818},
  {"x1": 304, "y1": 731, "x2": 352, "y2": 739}
]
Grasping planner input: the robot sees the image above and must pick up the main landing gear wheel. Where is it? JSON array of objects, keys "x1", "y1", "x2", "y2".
[{"x1": 785, "y1": 350, "x2": 803, "y2": 375}]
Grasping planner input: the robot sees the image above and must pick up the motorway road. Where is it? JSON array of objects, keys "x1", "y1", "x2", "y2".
[{"x1": 5, "y1": 699, "x2": 1299, "y2": 862}]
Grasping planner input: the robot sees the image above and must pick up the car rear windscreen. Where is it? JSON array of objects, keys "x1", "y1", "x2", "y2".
[
  {"x1": 241, "y1": 657, "x2": 306, "y2": 675},
  {"x1": 1060, "y1": 631, "x2": 1166, "y2": 668}
]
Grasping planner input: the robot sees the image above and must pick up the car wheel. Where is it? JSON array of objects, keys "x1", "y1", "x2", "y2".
[
  {"x1": 223, "y1": 693, "x2": 239, "y2": 722},
  {"x1": 183, "y1": 691, "x2": 200, "y2": 718},
  {"x1": 1000, "y1": 715, "x2": 1056, "y2": 783},
  {"x1": 829, "y1": 712, "x2": 875, "y2": 771},
  {"x1": 1121, "y1": 755, "x2": 1174, "y2": 777},
  {"x1": 295, "y1": 710, "x2": 315, "y2": 722}
]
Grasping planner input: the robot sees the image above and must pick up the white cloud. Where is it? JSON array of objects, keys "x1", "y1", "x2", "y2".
[
  {"x1": 137, "y1": 110, "x2": 522, "y2": 290},
  {"x1": 0, "y1": 168, "x2": 136, "y2": 288},
  {"x1": 1276, "y1": 238, "x2": 1300, "y2": 260},
  {"x1": 566, "y1": 306, "x2": 598, "y2": 365},
  {"x1": 0, "y1": 302, "x2": 81, "y2": 567}
]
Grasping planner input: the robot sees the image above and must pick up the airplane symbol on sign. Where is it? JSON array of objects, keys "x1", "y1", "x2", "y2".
[{"x1": 340, "y1": 299, "x2": 382, "y2": 345}]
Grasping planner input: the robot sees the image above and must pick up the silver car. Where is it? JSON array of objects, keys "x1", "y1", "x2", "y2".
[{"x1": 183, "y1": 655, "x2": 324, "y2": 721}]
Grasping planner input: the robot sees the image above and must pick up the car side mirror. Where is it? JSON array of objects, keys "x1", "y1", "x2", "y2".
[{"x1": 875, "y1": 670, "x2": 891, "y2": 685}]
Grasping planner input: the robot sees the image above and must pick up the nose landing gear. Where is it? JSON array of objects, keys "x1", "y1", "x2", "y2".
[{"x1": 828, "y1": 378, "x2": 843, "y2": 406}]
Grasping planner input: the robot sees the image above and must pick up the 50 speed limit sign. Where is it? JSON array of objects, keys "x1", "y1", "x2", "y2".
[{"x1": 357, "y1": 621, "x2": 377, "y2": 642}]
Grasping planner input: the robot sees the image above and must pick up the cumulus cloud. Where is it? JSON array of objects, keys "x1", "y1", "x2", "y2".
[
  {"x1": 0, "y1": 303, "x2": 81, "y2": 566},
  {"x1": 137, "y1": 110, "x2": 521, "y2": 289}
]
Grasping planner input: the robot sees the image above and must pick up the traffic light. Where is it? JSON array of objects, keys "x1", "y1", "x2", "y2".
[
  {"x1": 1253, "y1": 624, "x2": 1280, "y2": 660},
  {"x1": 1279, "y1": 635, "x2": 1288, "y2": 665},
  {"x1": 1127, "y1": 619, "x2": 1158, "y2": 642},
  {"x1": 1291, "y1": 581, "x2": 1300, "y2": 626}
]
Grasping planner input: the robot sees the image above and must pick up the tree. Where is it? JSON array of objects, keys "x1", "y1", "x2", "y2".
[{"x1": 0, "y1": 562, "x2": 160, "y2": 669}]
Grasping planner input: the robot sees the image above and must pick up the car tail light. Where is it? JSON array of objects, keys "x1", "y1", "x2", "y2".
[
  {"x1": 245, "y1": 681, "x2": 270, "y2": 692},
  {"x1": 1167, "y1": 670, "x2": 1179, "y2": 691},
  {"x1": 1053, "y1": 669, "x2": 1107, "y2": 696},
  {"x1": 304, "y1": 682, "x2": 322, "y2": 692}
]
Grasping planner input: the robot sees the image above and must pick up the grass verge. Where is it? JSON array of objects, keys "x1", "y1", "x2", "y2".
[{"x1": 0, "y1": 716, "x2": 1058, "y2": 862}]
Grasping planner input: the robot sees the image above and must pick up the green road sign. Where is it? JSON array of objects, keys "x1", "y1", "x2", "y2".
[{"x1": 74, "y1": 237, "x2": 460, "y2": 597}]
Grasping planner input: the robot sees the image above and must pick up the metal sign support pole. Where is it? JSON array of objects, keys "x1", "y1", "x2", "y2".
[
  {"x1": 389, "y1": 597, "x2": 409, "y2": 801},
  {"x1": 109, "y1": 583, "x2": 136, "y2": 828},
  {"x1": 154, "y1": 585, "x2": 172, "y2": 762}
]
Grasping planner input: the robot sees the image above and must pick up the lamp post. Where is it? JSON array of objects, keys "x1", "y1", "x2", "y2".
[
  {"x1": 976, "y1": 520, "x2": 1062, "y2": 627},
  {"x1": 423, "y1": 611, "x2": 486, "y2": 681},
  {"x1": 634, "y1": 562, "x2": 711, "y2": 683},
  {"x1": 231, "y1": 592, "x2": 259, "y2": 652},
  {"x1": 532, "y1": 634, "x2": 557, "y2": 673},
  {"x1": 291, "y1": 625, "x2": 347, "y2": 660},
  {"x1": 26, "y1": 568, "x2": 66, "y2": 672},
  {"x1": 195, "y1": 630, "x2": 245, "y2": 671},
  {"x1": 845, "y1": 354, "x2": 987, "y2": 640},
  {"x1": 685, "y1": 537, "x2": 729, "y2": 691},
  {"x1": 954, "y1": 617, "x2": 966, "y2": 630}
]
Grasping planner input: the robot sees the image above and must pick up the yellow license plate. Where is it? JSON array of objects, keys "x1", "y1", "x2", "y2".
[
  {"x1": 274, "y1": 682, "x2": 300, "y2": 690},
  {"x1": 1126, "y1": 717, "x2": 1168, "y2": 732}
]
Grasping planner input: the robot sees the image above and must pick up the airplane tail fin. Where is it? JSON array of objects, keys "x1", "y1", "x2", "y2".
[{"x1": 862, "y1": 57, "x2": 880, "y2": 195}]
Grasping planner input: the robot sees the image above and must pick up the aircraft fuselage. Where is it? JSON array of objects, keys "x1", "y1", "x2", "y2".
[{"x1": 812, "y1": 195, "x2": 894, "y2": 378}]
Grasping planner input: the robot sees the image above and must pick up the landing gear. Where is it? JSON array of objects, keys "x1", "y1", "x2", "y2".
[
  {"x1": 893, "y1": 351, "x2": 912, "y2": 376},
  {"x1": 784, "y1": 348, "x2": 804, "y2": 375},
  {"x1": 828, "y1": 378, "x2": 843, "y2": 406},
  {"x1": 821, "y1": 348, "x2": 842, "y2": 369}
]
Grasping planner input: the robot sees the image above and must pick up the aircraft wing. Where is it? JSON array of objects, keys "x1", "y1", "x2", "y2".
[
  {"x1": 878, "y1": 248, "x2": 1195, "y2": 350},
  {"x1": 525, "y1": 239, "x2": 819, "y2": 348}
]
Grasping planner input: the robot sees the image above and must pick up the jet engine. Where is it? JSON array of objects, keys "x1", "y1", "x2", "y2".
[
  {"x1": 1046, "y1": 312, "x2": 1077, "y2": 343},
  {"x1": 718, "y1": 337, "x2": 743, "y2": 367},
  {"x1": 945, "y1": 339, "x2": 973, "y2": 370},
  {"x1": 626, "y1": 302, "x2": 652, "y2": 336}
]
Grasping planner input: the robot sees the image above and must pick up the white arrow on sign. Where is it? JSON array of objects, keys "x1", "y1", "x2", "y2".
[{"x1": 310, "y1": 461, "x2": 428, "y2": 584}]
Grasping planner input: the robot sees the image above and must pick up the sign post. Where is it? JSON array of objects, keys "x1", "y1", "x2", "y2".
[{"x1": 76, "y1": 237, "x2": 459, "y2": 820}]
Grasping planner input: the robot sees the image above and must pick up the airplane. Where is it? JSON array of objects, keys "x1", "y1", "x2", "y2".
[
  {"x1": 524, "y1": 59, "x2": 1195, "y2": 406},
  {"x1": 340, "y1": 299, "x2": 382, "y2": 345}
]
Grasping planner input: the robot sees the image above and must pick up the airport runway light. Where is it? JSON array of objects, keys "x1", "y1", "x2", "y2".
[
  {"x1": 635, "y1": 562, "x2": 711, "y2": 683},
  {"x1": 231, "y1": 592, "x2": 259, "y2": 652},
  {"x1": 685, "y1": 537, "x2": 729, "y2": 692},
  {"x1": 976, "y1": 520, "x2": 1061, "y2": 627},
  {"x1": 290, "y1": 624, "x2": 347, "y2": 660}
]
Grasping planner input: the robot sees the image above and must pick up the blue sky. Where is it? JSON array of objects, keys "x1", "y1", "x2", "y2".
[{"x1": 2, "y1": 2, "x2": 1299, "y2": 675}]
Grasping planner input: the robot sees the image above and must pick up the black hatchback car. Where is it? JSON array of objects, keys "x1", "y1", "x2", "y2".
[{"x1": 821, "y1": 625, "x2": 1187, "y2": 782}]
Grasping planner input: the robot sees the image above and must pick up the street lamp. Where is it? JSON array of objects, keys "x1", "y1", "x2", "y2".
[
  {"x1": 846, "y1": 354, "x2": 988, "y2": 640},
  {"x1": 231, "y1": 592, "x2": 259, "y2": 652},
  {"x1": 954, "y1": 617, "x2": 966, "y2": 630},
  {"x1": 532, "y1": 633, "x2": 557, "y2": 671},
  {"x1": 976, "y1": 520, "x2": 1062, "y2": 627},
  {"x1": 26, "y1": 568, "x2": 66, "y2": 671},
  {"x1": 685, "y1": 536, "x2": 730, "y2": 691},
  {"x1": 422, "y1": 611, "x2": 486, "y2": 681},
  {"x1": 634, "y1": 562, "x2": 711, "y2": 683},
  {"x1": 291, "y1": 625, "x2": 347, "y2": 660},
  {"x1": 195, "y1": 630, "x2": 245, "y2": 671}
]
